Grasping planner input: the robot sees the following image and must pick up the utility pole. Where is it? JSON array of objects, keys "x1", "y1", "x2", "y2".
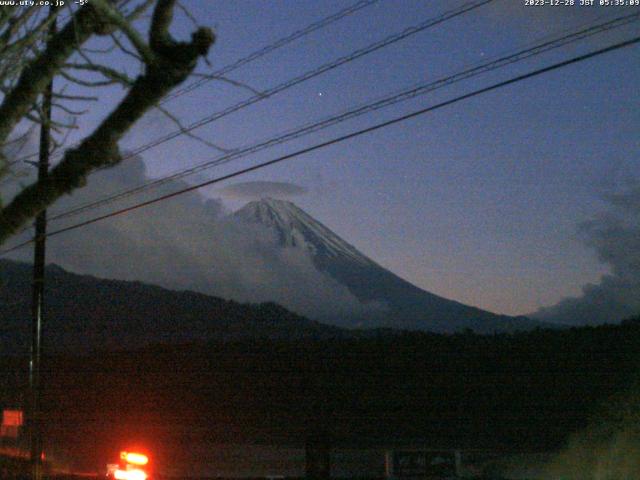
[{"x1": 30, "y1": 8, "x2": 55, "y2": 480}]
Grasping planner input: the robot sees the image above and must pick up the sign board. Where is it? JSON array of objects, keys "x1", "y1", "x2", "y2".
[
  {"x1": 2, "y1": 410, "x2": 23, "y2": 427},
  {"x1": 1, "y1": 409, "x2": 23, "y2": 438},
  {"x1": 387, "y1": 449, "x2": 460, "y2": 478}
]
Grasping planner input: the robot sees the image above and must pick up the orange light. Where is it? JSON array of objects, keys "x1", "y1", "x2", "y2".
[
  {"x1": 120, "y1": 451, "x2": 149, "y2": 466},
  {"x1": 114, "y1": 469, "x2": 147, "y2": 480},
  {"x1": 2, "y1": 409, "x2": 24, "y2": 427}
]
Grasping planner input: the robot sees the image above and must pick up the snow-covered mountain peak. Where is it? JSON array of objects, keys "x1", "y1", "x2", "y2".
[
  {"x1": 230, "y1": 198, "x2": 542, "y2": 333},
  {"x1": 234, "y1": 198, "x2": 375, "y2": 266}
]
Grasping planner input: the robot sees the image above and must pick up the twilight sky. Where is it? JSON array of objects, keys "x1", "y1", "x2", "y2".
[{"x1": 4, "y1": 0, "x2": 640, "y2": 319}]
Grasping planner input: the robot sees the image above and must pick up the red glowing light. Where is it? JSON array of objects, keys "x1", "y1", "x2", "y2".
[
  {"x1": 113, "y1": 468, "x2": 147, "y2": 480},
  {"x1": 120, "y1": 451, "x2": 149, "y2": 466},
  {"x1": 2, "y1": 410, "x2": 23, "y2": 427}
]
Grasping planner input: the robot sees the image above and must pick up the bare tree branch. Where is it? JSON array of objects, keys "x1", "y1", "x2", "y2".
[
  {"x1": 154, "y1": 104, "x2": 230, "y2": 153},
  {"x1": 149, "y1": 0, "x2": 175, "y2": 49},
  {"x1": 192, "y1": 72, "x2": 266, "y2": 97},
  {"x1": 52, "y1": 102, "x2": 88, "y2": 116},
  {"x1": 52, "y1": 91, "x2": 99, "y2": 102},
  {"x1": 126, "y1": 0, "x2": 155, "y2": 21},
  {"x1": 59, "y1": 68, "x2": 118, "y2": 87},
  {"x1": 0, "y1": 5, "x2": 111, "y2": 144},
  {"x1": 176, "y1": 1, "x2": 198, "y2": 29},
  {"x1": 65, "y1": 62, "x2": 135, "y2": 86},
  {"x1": 110, "y1": 31, "x2": 143, "y2": 61},
  {"x1": 91, "y1": 0, "x2": 155, "y2": 64},
  {"x1": 0, "y1": 0, "x2": 215, "y2": 243}
]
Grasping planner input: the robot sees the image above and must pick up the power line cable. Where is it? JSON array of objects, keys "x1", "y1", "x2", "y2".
[
  {"x1": 20, "y1": 0, "x2": 494, "y2": 166},
  {"x1": 123, "y1": 0, "x2": 495, "y2": 159},
  {"x1": 2, "y1": 33, "x2": 637, "y2": 257},
  {"x1": 46, "y1": 11, "x2": 640, "y2": 221},
  {"x1": 47, "y1": 11, "x2": 640, "y2": 222},
  {"x1": 2, "y1": 0, "x2": 500, "y2": 245},
  {"x1": 9, "y1": 0, "x2": 491, "y2": 168},
  {"x1": 162, "y1": 0, "x2": 379, "y2": 103},
  {"x1": 26, "y1": 0, "x2": 500, "y2": 221},
  {"x1": 14, "y1": 0, "x2": 380, "y2": 164}
]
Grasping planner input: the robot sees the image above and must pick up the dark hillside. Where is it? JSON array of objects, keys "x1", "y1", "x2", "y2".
[
  {"x1": 2, "y1": 318, "x2": 638, "y2": 471},
  {"x1": 0, "y1": 259, "x2": 347, "y2": 355}
]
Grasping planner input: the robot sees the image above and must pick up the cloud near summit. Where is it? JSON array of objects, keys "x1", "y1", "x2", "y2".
[
  {"x1": 6, "y1": 158, "x2": 380, "y2": 324},
  {"x1": 218, "y1": 181, "x2": 308, "y2": 200}
]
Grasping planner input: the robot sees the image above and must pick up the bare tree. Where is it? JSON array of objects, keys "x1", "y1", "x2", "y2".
[{"x1": 0, "y1": 0, "x2": 215, "y2": 245}]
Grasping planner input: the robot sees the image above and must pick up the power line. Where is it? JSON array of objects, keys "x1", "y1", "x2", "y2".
[
  {"x1": 20, "y1": 0, "x2": 494, "y2": 166},
  {"x1": 46, "y1": 11, "x2": 639, "y2": 221},
  {"x1": 2, "y1": 34, "x2": 637, "y2": 257},
  {"x1": 162, "y1": 0, "x2": 379, "y2": 103},
  {"x1": 2, "y1": 0, "x2": 499, "y2": 244},
  {"x1": 37, "y1": 0, "x2": 501, "y2": 222},
  {"x1": 123, "y1": 0, "x2": 495, "y2": 159},
  {"x1": 9, "y1": 0, "x2": 491, "y2": 168},
  {"x1": 46, "y1": 11, "x2": 640, "y2": 223},
  {"x1": 14, "y1": 0, "x2": 380, "y2": 164}
]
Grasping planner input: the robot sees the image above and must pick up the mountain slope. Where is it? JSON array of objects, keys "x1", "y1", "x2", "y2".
[
  {"x1": 0, "y1": 259, "x2": 347, "y2": 354},
  {"x1": 235, "y1": 198, "x2": 543, "y2": 333}
]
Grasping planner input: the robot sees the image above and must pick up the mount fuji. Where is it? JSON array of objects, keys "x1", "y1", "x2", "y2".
[{"x1": 234, "y1": 198, "x2": 543, "y2": 333}]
